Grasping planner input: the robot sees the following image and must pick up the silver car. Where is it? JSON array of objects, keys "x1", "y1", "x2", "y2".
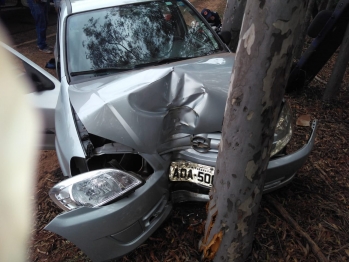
[{"x1": 2, "y1": 0, "x2": 317, "y2": 260}]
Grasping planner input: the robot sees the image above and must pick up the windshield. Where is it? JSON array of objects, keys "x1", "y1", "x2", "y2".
[{"x1": 66, "y1": 0, "x2": 225, "y2": 78}]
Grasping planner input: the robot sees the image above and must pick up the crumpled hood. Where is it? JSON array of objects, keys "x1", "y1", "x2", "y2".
[{"x1": 69, "y1": 53, "x2": 235, "y2": 153}]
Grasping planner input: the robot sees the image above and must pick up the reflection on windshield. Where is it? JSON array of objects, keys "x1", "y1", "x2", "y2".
[{"x1": 66, "y1": 0, "x2": 223, "y2": 76}]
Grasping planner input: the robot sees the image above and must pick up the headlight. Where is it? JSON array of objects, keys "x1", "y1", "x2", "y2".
[
  {"x1": 270, "y1": 101, "x2": 293, "y2": 157},
  {"x1": 49, "y1": 169, "x2": 145, "y2": 211}
]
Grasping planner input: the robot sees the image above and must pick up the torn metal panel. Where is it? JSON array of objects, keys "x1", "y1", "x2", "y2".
[{"x1": 69, "y1": 54, "x2": 235, "y2": 153}]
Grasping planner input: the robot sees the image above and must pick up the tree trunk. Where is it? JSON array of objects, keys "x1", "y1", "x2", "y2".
[
  {"x1": 323, "y1": 21, "x2": 349, "y2": 100},
  {"x1": 199, "y1": 0, "x2": 307, "y2": 261},
  {"x1": 221, "y1": 0, "x2": 247, "y2": 52},
  {"x1": 294, "y1": 0, "x2": 317, "y2": 59}
]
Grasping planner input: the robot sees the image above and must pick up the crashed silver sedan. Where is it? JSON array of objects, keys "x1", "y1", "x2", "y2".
[{"x1": 2, "y1": 0, "x2": 317, "y2": 261}]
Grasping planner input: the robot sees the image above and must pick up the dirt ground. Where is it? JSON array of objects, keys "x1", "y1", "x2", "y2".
[{"x1": 10, "y1": 0, "x2": 349, "y2": 261}]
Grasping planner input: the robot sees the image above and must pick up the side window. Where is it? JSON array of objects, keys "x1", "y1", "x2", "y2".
[
  {"x1": 22, "y1": 60, "x2": 56, "y2": 92},
  {"x1": 5, "y1": 48, "x2": 55, "y2": 93}
]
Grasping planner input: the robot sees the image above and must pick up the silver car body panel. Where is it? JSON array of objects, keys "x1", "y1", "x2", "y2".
[
  {"x1": 54, "y1": 1, "x2": 86, "y2": 176},
  {"x1": 68, "y1": 54, "x2": 234, "y2": 154},
  {"x1": 54, "y1": 77, "x2": 85, "y2": 176}
]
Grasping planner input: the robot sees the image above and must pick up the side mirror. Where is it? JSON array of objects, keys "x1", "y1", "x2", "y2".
[
  {"x1": 307, "y1": 10, "x2": 332, "y2": 38},
  {"x1": 218, "y1": 31, "x2": 231, "y2": 45}
]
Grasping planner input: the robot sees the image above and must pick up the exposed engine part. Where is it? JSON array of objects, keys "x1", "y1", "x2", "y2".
[
  {"x1": 71, "y1": 105, "x2": 153, "y2": 179},
  {"x1": 87, "y1": 153, "x2": 154, "y2": 179}
]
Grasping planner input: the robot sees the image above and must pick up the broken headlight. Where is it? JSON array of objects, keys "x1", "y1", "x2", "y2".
[
  {"x1": 49, "y1": 169, "x2": 144, "y2": 211},
  {"x1": 270, "y1": 101, "x2": 293, "y2": 157}
]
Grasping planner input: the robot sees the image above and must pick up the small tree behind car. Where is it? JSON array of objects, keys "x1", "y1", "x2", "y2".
[
  {"x1": 200, "y1": 0, "x2": 308, "y2": 260},
  {"x1": 323, "y1": 20, "x2": 349, "y2": 100},
  {"x1": 294, "y1": 0, "x2": 317, "y2": 59}
]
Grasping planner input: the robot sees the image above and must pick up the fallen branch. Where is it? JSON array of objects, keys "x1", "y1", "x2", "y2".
[
  {"x1": 312, "y1": 162, "x2": 333, "y2": 189},
  {"x1": 315, "y1": 76, "x2": 328, "y2": 85},
  {"x1": 265, "y1": 195, "x2": 328, "y2": 262}
]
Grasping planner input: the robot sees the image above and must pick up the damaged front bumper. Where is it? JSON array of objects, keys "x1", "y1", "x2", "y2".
[
  {"x1": 262, "y1": 120, "x2": 317, "y2": 192},
  {"x1": 171, "y1": 120, "x2": 318, "y2": 202},
  {"x1": 45, "y1": 169, "x2": 171, "y2": 262}
]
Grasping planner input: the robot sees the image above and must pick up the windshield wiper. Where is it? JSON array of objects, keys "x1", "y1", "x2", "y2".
[
  {"x1": 134, "y1": 57, "x2": 191, "y2": 69},
  {"x1": 70, "y1": 67, "x2": 131, "y2": 76}
]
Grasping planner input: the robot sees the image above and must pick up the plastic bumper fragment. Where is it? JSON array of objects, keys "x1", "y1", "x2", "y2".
[{"x1": 45, "y1": 170, "x2": 171, "y2": 262}]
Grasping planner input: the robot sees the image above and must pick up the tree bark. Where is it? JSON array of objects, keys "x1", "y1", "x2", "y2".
[
  {"x1": 221, "y1": 0, "x2": 247, "y2": 52},
  {"x1": 200, "y1": 0, "x2": 307, "y2": 261},
  {"x1": 294, "y1": 0, "x2": 317, "y2": 59},
  {"x1": 323, "y1": 21, "x2": 349, "y2": 100}
]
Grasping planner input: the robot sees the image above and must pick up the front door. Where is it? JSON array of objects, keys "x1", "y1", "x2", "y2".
[{"x1": 1, "y1": 43, "x2": 60, "y2": 149}]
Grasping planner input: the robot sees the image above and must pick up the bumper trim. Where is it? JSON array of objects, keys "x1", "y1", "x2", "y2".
[{"x1": 264, "y1": 120, "x2": 317, "y2": 192}]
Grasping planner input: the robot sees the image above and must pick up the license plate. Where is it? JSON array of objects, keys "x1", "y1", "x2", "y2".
[{"x1": 169, "y1": 161, "x2": 214, "y2": 187}]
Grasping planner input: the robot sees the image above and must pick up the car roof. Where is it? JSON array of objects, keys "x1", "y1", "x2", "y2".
[{"x1": 67, "y1": 0, "x2": 164, "y2": 14}]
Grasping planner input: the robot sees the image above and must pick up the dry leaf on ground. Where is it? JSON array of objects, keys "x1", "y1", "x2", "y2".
[{"x1": 296, "y1": 114, "x2": 311, "y2": 126}]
